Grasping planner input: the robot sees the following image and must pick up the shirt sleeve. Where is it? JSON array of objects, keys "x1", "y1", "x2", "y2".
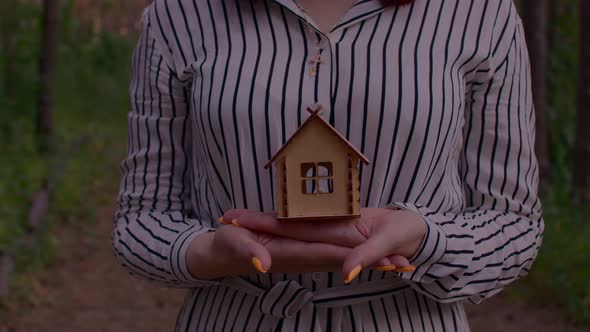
[
  {"x1": 390, "y1": 5, "x2": 544, "y2": 304},
  {"x1": 111, "y1": 7, "x2": 220, "y2": 288}
]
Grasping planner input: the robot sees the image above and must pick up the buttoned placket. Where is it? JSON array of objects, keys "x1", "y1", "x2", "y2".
[
  {"x1": 305, "y1": 25, "x2": 329, "y2": 78},
  {"x1": 305, "y1": 25, "x2": 333, "y2": 124},
  {"x1": 266, "y1": 0, "x2": 388, "y2": 289},
  {"x1": 282, "y1": 0, "x2": 388, "y2": 124},
  {"x1": 299, "y1": 25, "x2": 334, "y2": 291}
]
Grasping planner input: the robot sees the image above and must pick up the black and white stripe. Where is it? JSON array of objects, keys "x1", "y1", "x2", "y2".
[{"x1": 112, "y1": 0, "x2": 544, "y2": 330}]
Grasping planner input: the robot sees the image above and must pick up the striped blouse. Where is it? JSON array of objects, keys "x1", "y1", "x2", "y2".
[{"x1": 112, "y1": 0, "x2": 544, "y2": 330}]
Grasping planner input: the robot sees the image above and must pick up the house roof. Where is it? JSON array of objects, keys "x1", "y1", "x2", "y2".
[{"x1": 265, "y1": 104, "x2": 370, "y2": 169}]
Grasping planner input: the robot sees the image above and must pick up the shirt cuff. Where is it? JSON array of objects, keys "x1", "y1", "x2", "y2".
[
  {"x1": 387, "y1": 202, "x2": 448, "y2": 282},
  {"x1": 170, "y1": 225, "x2": 222, "y2": 287}
]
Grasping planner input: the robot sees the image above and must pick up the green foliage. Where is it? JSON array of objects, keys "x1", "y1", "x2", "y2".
[
  {"x1": 526, "y1": 186, "x2": 590, "y2": 323},
  {"x1": 546, "y1": 0, "x2": 580, "y2": 182},
  {"x1": 0, "y1": 0, "x2": 589, "y2": 326},
  {"x1": 514, "y1": 0, "x2": 590, "y2": 325},
  {"x1": 0, "y1": 0, "x2": 132, "y2": 292}
]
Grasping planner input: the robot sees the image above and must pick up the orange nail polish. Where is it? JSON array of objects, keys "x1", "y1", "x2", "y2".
[
  {"x1": 396, "y1": 265, "x2": 417, "y2": 273},
  {"x1": 218, "y1": 217, "x2": 226, "y2": 224},
  {"x1": 251, "y1": 257, "x2": 267, "y2": 273},
  {"x1": 232, "y1": 219, "x2": 241, "y2": 227},
  {"x1": 376, "y1": 265, "x2": 397, "y2": 272},
  {"x1": 344, "y1": 265, "x2": 362, "y2": 284}
]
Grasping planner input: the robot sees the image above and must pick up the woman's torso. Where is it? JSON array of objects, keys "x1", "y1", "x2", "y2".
[{"x1": 150, "y1": 0, "x2": 505, "y2": 330}]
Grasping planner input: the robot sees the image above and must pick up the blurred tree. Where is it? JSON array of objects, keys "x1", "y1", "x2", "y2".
[
  {"x1": 1, "y1": 0, "x2": 16, "y2": 99},
  {"x1": 573, "y1": 0, "x2": 590, "y2": 202},
  {"x1": 521, "y1": 0, "x2": 549, "y2": 189},
  {"x1": 38, "y1": 0, "x2": 59, "y2": 154}
]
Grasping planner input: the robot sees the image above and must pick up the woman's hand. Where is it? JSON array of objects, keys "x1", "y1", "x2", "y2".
[
  {"x1": 185, "y1": 212, "x2": 354, "y2": 280},
  {"x1": 223, "y1": 208, "x2": 427, "y2": 283}
]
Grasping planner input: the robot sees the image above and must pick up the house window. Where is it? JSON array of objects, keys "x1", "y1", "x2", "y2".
[{"x1": 301, "y1": 162, "x2": 334, "y2": 194}]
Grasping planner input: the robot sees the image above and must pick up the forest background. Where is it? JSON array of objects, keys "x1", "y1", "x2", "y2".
[{"x1": 0, "y1": 0, "x2": 588, "y2": 329}]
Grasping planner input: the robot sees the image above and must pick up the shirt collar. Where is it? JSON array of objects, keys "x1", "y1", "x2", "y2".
[{"x1": 271, "y1": 0, "x2": 387, "y2": 35}]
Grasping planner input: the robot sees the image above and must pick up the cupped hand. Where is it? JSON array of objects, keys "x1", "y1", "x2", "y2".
[
  {"x1": 190, "y1": 210, "x2": 354, "y2": 279},
  {"x1": 222, "y1": 207, "x2": 427, "y2": 283}
]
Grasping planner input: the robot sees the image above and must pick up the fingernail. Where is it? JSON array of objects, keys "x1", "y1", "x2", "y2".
[
  {"x1": 232, "y1": 219, "x2": 241, "y2": 227},
  {"x1": 376, "y1": 265, "x2": 397, "y2": 272},
  {"x1": 344, "y1": 265, "x2": 362, "y2": 284},
  {"x1": 218, "y1": 217, "x2": 226, "y2": 224},
  {"x1": 251, "y1": 257, "x2": 267, "y2": 273},
  {"x1": 395, "y1": 265, "x2": 417, "y2": 273}
]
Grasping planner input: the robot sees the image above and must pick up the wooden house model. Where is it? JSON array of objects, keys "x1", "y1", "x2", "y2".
[{"x1": 265, "y1": 104, "x2": 370, "y2": 221}]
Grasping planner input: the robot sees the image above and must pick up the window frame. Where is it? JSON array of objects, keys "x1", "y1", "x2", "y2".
[{"x1": 301, "y1": 161, "x2": 334, "y2": 195}]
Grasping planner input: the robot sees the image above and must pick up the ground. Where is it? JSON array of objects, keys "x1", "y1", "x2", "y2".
[{"x1": 0, "y1": 205, "x2": 584, "y2": 332}]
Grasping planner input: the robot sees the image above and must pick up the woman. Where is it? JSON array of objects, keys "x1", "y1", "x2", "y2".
[{"x1": 112, "y1": 0, "x2": 544, "y2": 330}]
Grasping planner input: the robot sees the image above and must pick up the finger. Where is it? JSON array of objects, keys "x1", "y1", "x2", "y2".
[
  {"x1": 395, "y1": 265, "x2": 417, "y2": 273},
  {"x1": 216, "y1": 226, "x2": 272, "y2": 273},
  {"x1": 370, "y1": 257, "x2": 392, "y2": 269},
  {"x1": 265, "y1": 237, "x2": 351, "y2": 267},
  {"x1": 389, "y1": 256, "x2": 416, "y2": 273},
  {"x1": 387, "y1": 255, "x2": 411, "y2": 268},
  {"x1": 235, "y1": 213, "x2": 363, "y2": 247},
  {"x1": 231, "y1": 211, "x2": 278, "y2": 230},
  {"x1": 374, "y1": 255, "x2": 411, "y2": 271},
  {"x1": 220, "y1": 209, "x2": 254, "y2": 224},
  {"x1": 342, "y1": 232, "x2": 395, "y2": 282}
]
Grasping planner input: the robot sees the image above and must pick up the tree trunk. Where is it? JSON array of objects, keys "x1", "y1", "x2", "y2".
[
  {"x1": 1, "y1": 0, "x2": 16, "y2": 99},
  {"x1": 521, "y1": 0, "x2": 550, "y2": 190},
  {"x1": 37, "y1": 0, "x2": 59, "y2": 154},
  {"x1": 573, "y1": 0, "x2": 590, "y2": 202}
]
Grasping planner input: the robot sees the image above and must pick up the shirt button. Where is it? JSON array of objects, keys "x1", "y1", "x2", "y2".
[{"x1": 312, "y1": 272, "x2": 323, "y2": 282}]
